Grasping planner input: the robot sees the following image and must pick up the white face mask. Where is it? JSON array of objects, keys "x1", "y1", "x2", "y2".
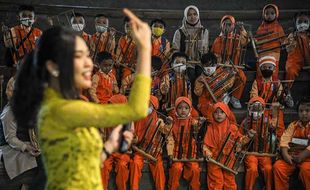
[
  {"x1": 248, "y1": 101, "x2": 264, "y2": 120},
  {"x1": 296, "y1": 23, "x2": 310, "y2": 32},
  {"x1": 204, "y1": 66, "x2": 216, "y2": 76},
  {"x1": 72, "y1": 24, "x2": 84, "y2": 32},
  {"x1": 173, "y1": 62, "x2": 186, "y2": 73},
  {"x1": 95, "y1": 25, "x2": 108, "y2": 33},
  {"x1": 20, "y1": 17, "x2": 34, "y2": 27},
  {"x1": 147, "y1": 107, "x2": 153, "y2": 115},
  {"x1": 252, "y1": 112, "x2": 260, "y2": 120},
  {"x1": 249, "y1": 111, "x2": 263, "y2": 120}
]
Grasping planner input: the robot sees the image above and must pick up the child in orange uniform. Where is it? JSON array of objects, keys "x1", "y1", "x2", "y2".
[
  {"x1": 167, "y1": 97, "x2": 202, "y2": 190},
  {"x1": 203, "y1": 102, "x2": 254, "y2": 190}
]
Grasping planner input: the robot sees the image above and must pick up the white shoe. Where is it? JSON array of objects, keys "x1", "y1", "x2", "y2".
[
  {"x1": 222, "y1": 93, "x2": 231, "y2": 104},
  {"x1": 285, "y1": 94, "x2": 294, "y2": 108},
  {"x1": 230, "y1": 96, "x2": 242, "y2": 109}
]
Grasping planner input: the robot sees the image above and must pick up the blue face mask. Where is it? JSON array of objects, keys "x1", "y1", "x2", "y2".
[{"x1": 148, "y1": 107, "x2": 153, "y2": 115}]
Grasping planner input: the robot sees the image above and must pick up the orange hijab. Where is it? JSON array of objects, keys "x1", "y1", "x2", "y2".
[
  {"x1": 135, "y1": 95, "x2": 159, "y2": 138},
  {"x1": 204, "y1": 102, "x2": 232, "y2": 148},
  {"x1": 248, "y1": 96, "x2": 265, "y2": 107},
  {"x1": 220, "y1": 15, "x2": 236, "y2": 36},
  {"x1": 108, "y1": 94, "x2": 128, "y2": 104},
  {"x1": 260, "y1": 4, "x2": 280, "y2": 26},
  {"x1": 262, "y1": 4, "x2": 279, "y2": 20},
  {"x1": 171, "y1": 97, "x2": 193, "y2": 135}
]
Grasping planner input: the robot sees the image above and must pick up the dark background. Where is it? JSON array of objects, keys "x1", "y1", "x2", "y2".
[
  {"x1": 1, "y1": 0, "x2": 309, "y2": 43},
  {"x1": 0, "y1": 0, "x2": 309, "y2": 109}
]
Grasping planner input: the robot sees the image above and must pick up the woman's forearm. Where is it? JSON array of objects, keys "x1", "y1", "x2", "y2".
[{"x1": 135, "y1": 46, "x2": 151, "y2": 77}]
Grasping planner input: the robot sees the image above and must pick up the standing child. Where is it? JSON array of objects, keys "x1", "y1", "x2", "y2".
[
  {"x1": 285, "y1": 12, "x2": 310, "y2": 106},
  {"x1": 256, "y1": 4, "x2": 285, "y2": 80},
  {"x1": 211, "y1": 15, "x2": 248, "y2": 109}
]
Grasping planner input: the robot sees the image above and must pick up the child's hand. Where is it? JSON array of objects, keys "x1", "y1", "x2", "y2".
[
  {"x1": 157, "y1": 118, "x2": 164, "y2": 126},
  {"x1": 123, "y1": 9, "x2": 151, "y2": 50},
  {"x1": 235, "y1": 143, "x2": 242, "y2": 153},
  {"x1": 198, "y1": 77, "x2": 207, "y2": 84},
  {"x1": 157, "y1": 118, "x2": 168, "y2": 134},
  {"x1": 269, "y1": 118, "x2": 277, "y2": 130},
  {"x1": 239, "y1": 24, "x2": 248, "y2": 37},
  {"x1": 132, "y1": 135, "x2": 139, "y2": 144},
  {"x1": 271, "y1": 102, "x2": 280, "y2": 108},
  {"x1": 203, "y1": 146, "x2": 212, "y2": 160},
  {"x1": 166, "y1": 116, "x2": 173, "y2": 125},
  {"x1": 198, "y1": 117, "x2": 206, "y2": 126},
  {"x1": 108, "y1": 27, "x2": 116, "y2": 36},
  {"x1": 285, "y1": 33, "x2": 297, "y2": 52},
  {"x1": 161, "y1": 83, "x2": 169, "y2": 94},
  {"x1": 204, "y1": 151, "x2": 212, "y2": 160},
  {"x1": 247, "y1": 129, "x2": 256, "y2": 138},
  {"x1": 282, "y1": 152, "x2": 293, "y2": 165}
]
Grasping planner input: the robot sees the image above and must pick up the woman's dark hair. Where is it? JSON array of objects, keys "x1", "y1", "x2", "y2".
[{"x1": 12, "y1": 26, "x2": 78, "y2": 129}]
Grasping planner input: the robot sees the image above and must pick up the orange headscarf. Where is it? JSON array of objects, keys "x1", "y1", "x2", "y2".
[
  {"x1": 150, "y1": 95, "x2": 159, "y2": 110},
  {"x1": 221, "y1": 15, "x2": 236, "y2": 29},
  {"x1": 248, "y1": 96, "x2": 266, "y2": 107},
  {"x1": 220, "y1": 15, "x2": 236, "y2": 36},
  {"x1": 262, "y1": 4, "x2": 279, "y2": 19},
  {"x1": 108, "y1": 94, "x2": 128, "y2": 104},
  {"x1": 135, "y1": 95, "x2": 158, "y2": 139},
  {"x1": 171, "y1": 97, "x2": 193, "y2": 136},
  {"x1": 204, "y1": 102, "x2": 232, "y2": 148},
  {"x1": 174, "y1": 96, "x2": 192, "y2": 119}
]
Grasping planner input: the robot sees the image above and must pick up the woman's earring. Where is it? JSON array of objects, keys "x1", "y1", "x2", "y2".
[{"x1": 51, "y1": 70, "x2": 59, "y2": 77}]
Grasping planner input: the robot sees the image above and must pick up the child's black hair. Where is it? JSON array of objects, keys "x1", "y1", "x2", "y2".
[{"x1": 96, "y1": 51, "x2": 113, "y2": 63}]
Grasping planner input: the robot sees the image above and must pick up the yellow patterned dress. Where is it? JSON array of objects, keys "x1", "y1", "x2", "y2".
[{"x1": 38, "y1": 75, "x2": 151, "y2": 190}]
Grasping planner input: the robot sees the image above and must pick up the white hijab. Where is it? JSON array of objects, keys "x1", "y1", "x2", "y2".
[{"x1": 181, "y1": 5, "x2": 202, "y2": 32}]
